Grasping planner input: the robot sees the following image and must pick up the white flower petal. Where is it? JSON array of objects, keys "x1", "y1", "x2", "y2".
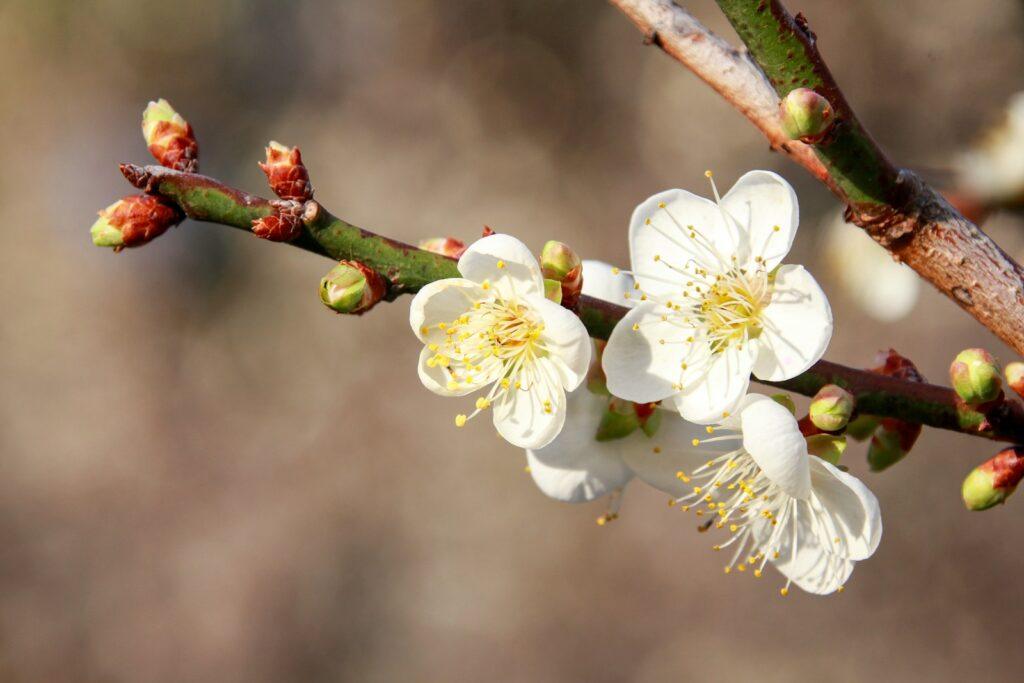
[
  {"x1": 739, "y1": 395, "x2": 811, "y2": 499},
  {"x1": 581, "y1": 260, "x2": 634, "y2": 305},
  {"x1": 409, "y1": 278, "x2": 484, "y2": 343},
  {"x1": 493, "y1": 379, "x2": 567, "y2": 449},
  {"x1": 457, "y1": 233, "x2": 544, "y2": 298},
  {"x1": 526, "y1": 391, "x2": 634, "y2": 502},
  {"x1": 603, "y1": 303, "x2": 688, "y2": 404},
  {"x1": 417, "y1": 347, "x2": 477, "y2": 397},
  {"x1": 721, "y1": 170, "x2": 798, "y2": 270},
  {"x1": 621, "y1": 412, "x2": 730, "y2": 498},
  {"x1": 808, "y1": 458, "x2": 882, "y2": 561},
  {"x1": 628, "y1": 189, "x2": 738, "y2": 298},
  {"x1": 763, "y1": 509, "x2": 855, "y2": 595},
  {"x1": 752, "y1": 264, "x2": 833, "y2": 382},
  {"x1": 533, "y1": 296, "x2": 592, "y2": 391},
  {"x1": 671, "y1": 346, "x2": 755, "y2": 425}
]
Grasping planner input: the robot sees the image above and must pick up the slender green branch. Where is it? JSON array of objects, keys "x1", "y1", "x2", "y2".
[{"x1": 118, "y1": 163, "x2": 1024, "y2": 444}]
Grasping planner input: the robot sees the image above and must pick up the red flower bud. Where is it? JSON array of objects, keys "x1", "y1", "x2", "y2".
[
  {"x1": 258, "y1": 141, "x2": 313, "y2": 201},
  {"x1": 962, "y1": 447, "x2": 1024, "y2": 510},
  {"x1": 142, "y1": 99, "x2": 198, "y2": 172},
  {"x1": 91, "y1": 194, "x2": 180, "y2": 250},
  {"x1": 251, "y1": 212, "x2": 304, "y2": 242}
]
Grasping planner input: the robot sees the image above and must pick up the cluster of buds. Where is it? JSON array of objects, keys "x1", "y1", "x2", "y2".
[
  {"x1": 419, "y1": 237, "x2": 467, "y2": 259},
  {"x1": 950, "y1": 348, "x2": 1002, "y2": 406},
  {"x1": 540, "y1": 240, "x2": 583, "y2": 309},
  {"x1": 779, "y1": 88, "x2": 834, "y2": 144},
  {"x1": 962, "y1": 447, "x2": 1024, "y2": 511},
  {"x1": 251, "y1": 142, "x2": 315, "y2": 242},
  {"x1": 90, "y1": 195, "x2": 180, "y2": 250},
  {"x1": 251, "y1": 202, "x2": 304, "y2": 242},
  {"x1": 319, "y1": 261, "x2": 386, "y2": 315},
  {"x1": 142, "y1": 99, "x2": 198, "y2": 172},
  {"x1": 866, "y1": 350, "x2": 924, "y2": 471}
]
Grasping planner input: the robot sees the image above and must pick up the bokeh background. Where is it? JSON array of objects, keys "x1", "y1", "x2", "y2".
[{"x1": 4, "y1": 0, "x2": 1024, "y2": 680}]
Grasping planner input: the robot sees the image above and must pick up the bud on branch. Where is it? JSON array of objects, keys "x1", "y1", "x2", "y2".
[
  {"x1": 962, "y1": 446, "x2": 1024, "y2": 511},
  {"x1": 319, "y1": 261, "x2": 386, "y2": 315},
  {"x1": 259, "y1": 141, "x2": 313, "y2": 201},
  {"x1": 540, "y1": 240, "x2": 583, "y2": 308},
  {"x1": 90, "y1": 195, "x2": 180, "y2": 250},
  {"x1": 142, "y1": 99, "x2": 198, "y2": 172}
]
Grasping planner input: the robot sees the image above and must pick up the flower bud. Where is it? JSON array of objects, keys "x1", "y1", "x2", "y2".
[
  {"x1": 418, "y1": 237, "x2": 466, "y2": 259},
  {"x1": 867, "y1": 418, "x2": 921, "y2": 471},
  {"x1": 770, "y1": 393, "x2": 797, "y2": 416},
  {"x1": 1005, "y1": 361, "x2": 1024, "y2": 399},
  {"x1": 142, "y1": 99, "x2": 198, "y2": 172},
  {"x1": 779, "y1": 88, "x2": 834, "y2": 143},
  {"x1": 90, "y1": 195, "x2": 179, "y2": 250},
  {"x1": 634, "y1": 401, "x2": 662, "y2": 437},
  {"x1": 950, "y1": 348, "x2": 1002, "y2": 405},
  {"x1": 808, "y1": 384, "x2": 855, "y2": 432},
  {"x1": 540, "y1": 240, "x2": 583, "y2": 308},
  {"x1": 543, "y1": 278, "x2": 563, "y2": 304},
  {"x1": 595, "y1": 398, "x2": 639, "y2": 441},
  {"x1": 251, "y1": 213, "x2": 303, "y2": 242},
  {"x1": 258, "y1": 141, "x2": 313, "y2": 201},
  {"x1": 806, "y1": 434, "x2": 847, "y2": 465},
  {"x1": 319, "y1": 261, "x2": 386, "y2": 315},
  {"x1": 962, "y1": 447, "x2": 1024, "y2": 511}
]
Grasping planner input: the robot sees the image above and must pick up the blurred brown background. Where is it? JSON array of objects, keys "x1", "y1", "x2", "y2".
[{"x1": 3, "y1": 0, "x2": 1024, "y2": 680}]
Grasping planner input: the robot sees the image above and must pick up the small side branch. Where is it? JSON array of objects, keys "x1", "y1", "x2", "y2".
[{"x1": 119, "y1": 164, "x2": 1024, "y2": 444}]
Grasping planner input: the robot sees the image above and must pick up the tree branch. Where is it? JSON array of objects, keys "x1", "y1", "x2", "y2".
[
  {"x1": 118, "y1": 163, "x2": 1024, "y2": 444},
  {"x1": 608, "y1": 0, "x2": 1024, "y2": 358}
]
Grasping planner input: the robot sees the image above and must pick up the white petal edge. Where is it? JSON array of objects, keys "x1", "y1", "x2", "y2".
[
  {"x1": 671, "y1": 345, "x2": 756, "y2": 425},
  {"x1": 720, "y1": 170, "x2": 799, "y2": 271},
  {"x1": 603, "y1": 303, "x2": 688, "y2": 404},
  {"x1": 808, "y1": 458, "x2": 882, "y2": 561},
  {"x1": 764, "y1": 509, "x2": 855, "y2": 595},
  {"x1": 581, "y1": 260, "x2": 634, "y2": 305},
  {"x1": 493, "y1": 378, "x2": 567, "y2": 449},
  {"x1": 532, "y1": 295, "x2": 592, "y2": 391},
  {"x1": 526, "y1": 391, "x2": 633, "y2": 502},
  {"x1": 409, "y1": 278, "x2": 484, "y2": 343},
  {"x1": 739, "y1": 395, "x2": 811, "y2": 499},
  {"x1": 457, "y1": 233, "x2": 544, "y2": 299},
  {"x1": 752, "y1": 264, "x2": 833, "y2": 382},
  {"x1": 417, "y1": 346, "x2": 479, "y2": 397}
]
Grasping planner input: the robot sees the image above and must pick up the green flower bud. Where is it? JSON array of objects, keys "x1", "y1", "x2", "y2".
[
  {"x1": 962, "y1": 447, "x2": 1024, "y2": 511},
  {"x1": 867, "y1": 419, "x2": 920, "y2": 471},
  {"x1": 779, "y1": 88, "x2": 834, "y2": 143},
  {"x1": 1005, "y1": 361, "x2": 1024, "y2": 399},
  {"x1": 806, "y1": 434, "x2": 847, "y2": 466},
  {"x1": 318, "y1": 261, "x2": 385, "y2": 315},
  {"x1": 770, "y1": 393, "x2": 797, "y2": 416},
  {"x1": 808, "y1": 384, "x2": 855, "y2": 432},
  {"x1": 90, "y1": 195, "x2": 179, "y2": 250},
  {"x1": 540, "y1": 240, "x2": 583, "y2": 308},
  {"x1": 950, "y1": 348, "x2": 1001, "y2": 405},
  {"x1": 543, "y1": 278, "x2": 563, "y2": 304},
  {"x1": 90, "y1": 209, "x2": 125, "y2": 248},
  {"x1": 142, "y1": 98, "x2": 198, "y2": 172}
]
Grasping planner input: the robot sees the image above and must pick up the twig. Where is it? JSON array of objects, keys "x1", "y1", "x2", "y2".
[
  {"x1": 118, "y1": 163, "x2": 1024, "y2": 444},
  {"x1": 608, "y1": 0, "x2": 1024, "y2": 358}
]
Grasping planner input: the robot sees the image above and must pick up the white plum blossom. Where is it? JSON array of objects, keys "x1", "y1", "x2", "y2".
[
  {"x1": 823, "y1": 208, "x2": 920, "y2": 322},
  {"x1": 655, "y1": 394, "x2": 882, "y2": 595},
  {"x1": 602, "y1": 170, "x2": 833, "y2": 424},
  {"x1": 525, "y1": 261, "x2": 723, "y2": 519},
  {"x1": 410, "y1": 234, "x2": 591, "y2": 449}
]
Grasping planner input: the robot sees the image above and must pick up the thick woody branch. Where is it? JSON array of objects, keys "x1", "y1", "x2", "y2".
[
  {"x1": 119, "y1": 163, "x2": 1024, "y2": 444},
  {"x1": 608, "y1": 0, "x2": 1024, "y2": 357}
]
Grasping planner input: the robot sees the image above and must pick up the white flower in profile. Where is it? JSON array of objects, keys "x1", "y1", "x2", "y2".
[
  {"x1": 823, "y1": 208, "x2": 920, "y2": 322},
  {"x1": 602, "y1": 170, "x2": 833, "y2": 424},
  {"x1": 661, "y1": 394, "x2": 881, "y2": 595},
  {"x1": 958, "y1": 92, "x2": 1024, "y2": 204},
  {"x1": 410, "y1": 234, "x2": 591, "y2": 449},
  {"x1": 525, "y1": 261, "x2": 723, "y2": 519}
]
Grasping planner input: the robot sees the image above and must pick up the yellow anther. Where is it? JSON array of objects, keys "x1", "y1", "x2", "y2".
[
  {"x1": 455, "y1": 414, "x2": 468, "y2": 427},
  {"x1": 446, "y1": 380, "x2": 459, "y2": 391},
  {"x1": 779, "y1": 587, "x2": 789, "y2": 597},
  {"x1": 482, "y1": 281, "x2": 490, "y2": 290},
  {"x1": 437, "y1": 322, "x2": 447, "y2": 330},
  {"x1": 420, "y1": 326, "x2": 429, "y2": 335},
  {"x1": 632, "y1": 323, "x2": 640, "y2": 331},
  {"x1": 475, "y1": 397, "x2": 491, "y2": 410},
  {"x1": 704, "y1": 170, "x2": 713, "y2": 178},
  {"x1": 645, "y1": 218, "x2": 652, "y2": 225},
  {"x1": 837, "y1": 585, "x2": 845, "y2": 593},
  {"x1": 691, "y1": 438, "x2": 700, "y2": 446},
  {"x1": 523, "y1": 465, "x2": 531, "y2": 473},
  {"x1": 658, "y1": 202, "x2": 666, "y2": 208},
  {"x1": 611, "y1": 267, "x2": 620, "y2": 275},
  {"x1": 723, "y1": 566, "x2": 731, "y2": 574},
  {"x1": 496, "y1": 260, "x2": 506, "y2": 269},
  {"x1": 713, "y1": 545, "x2": 721, "y2": 551},
  {"x1": 653, "y1": 446, "x2": 662, "y2": 454},
  {"x1": 772, "y1": 225, "x2": 781, "y2": 232},
  {"x1": 692, "y1": 486, "x2": 702, "y2": 494},
  {"x1": 737, "y1": 564, "x2": 746, "y2": 572},
  {"x1": 653, "y1": 254, "x2": 661, "y2": 262},
  {"x1": 754, "y1": 569, "x2": 763, "y2": 578},
  {"x1": 729, "y1": 524, "x2": 738, "y2": 532},
  {"x1": 705, "y1": 426, "x2": 714, "y2": 433}
]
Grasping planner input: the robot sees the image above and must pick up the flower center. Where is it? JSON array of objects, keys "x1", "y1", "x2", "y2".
[
  {"x1": 696, "y1": 267, "x2": 771, "y2": 353},
  {"x1": 424, "y1": 294, "x2": 554, "y2": 426}
]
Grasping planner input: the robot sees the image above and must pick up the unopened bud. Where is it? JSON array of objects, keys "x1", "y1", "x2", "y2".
[
  {"x1": 780, "y1": 88, "x2": 834, "y2": 143},
  {"x1": 319, "y1": 261, "x2": 386, "y2": 315},
  {"x1": 1005, "y1": 361, "x2": 1024, "y2": 399},
  {"x1": 809, "y1": 384, "x2": 855, "y2": 432},
  {"x1": 252, "y1": 206, "x2": 303, "y2": 242},
  {"x1": 90, "y1": 194, "x2": 179, "y2": 250},
  {"x1": 634, "y1": 402, "x2": 662, "y2": 437},
  {"x1": 543, "y1": 278, "x2": 563, "y2": 304},
  {"x1": 867, "y1": 418, "x2": 921, "y2": 471},
  {"x1": 806, "y1": 434, "x2": 847, "y2": 465},
  {"x1": 419, "y1": 237, "x2": 466, "y2": 259},
  {"x1": 770, "y1": 393, "x2": 797, "y2": 416},
  {"x1": 142, "y1": 99, "x2": 198, "y2": 172},
  {"x1": 540, "y1": 240, "x2": 583, "y2": 308},
  {"x1": 258, "y1": 141, "x2": 313, "y2": 201},
  {"x1": 962, "y1": 447, "x2": 1024, "y2": 511},
  {"x1": 950, "y1": 348, "x2": 1001, "y2": 405}
]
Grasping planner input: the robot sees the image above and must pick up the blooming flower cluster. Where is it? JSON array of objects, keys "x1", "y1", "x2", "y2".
[{"x1": 408, "y1": 171, "x2": 882, "y2": 595}]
